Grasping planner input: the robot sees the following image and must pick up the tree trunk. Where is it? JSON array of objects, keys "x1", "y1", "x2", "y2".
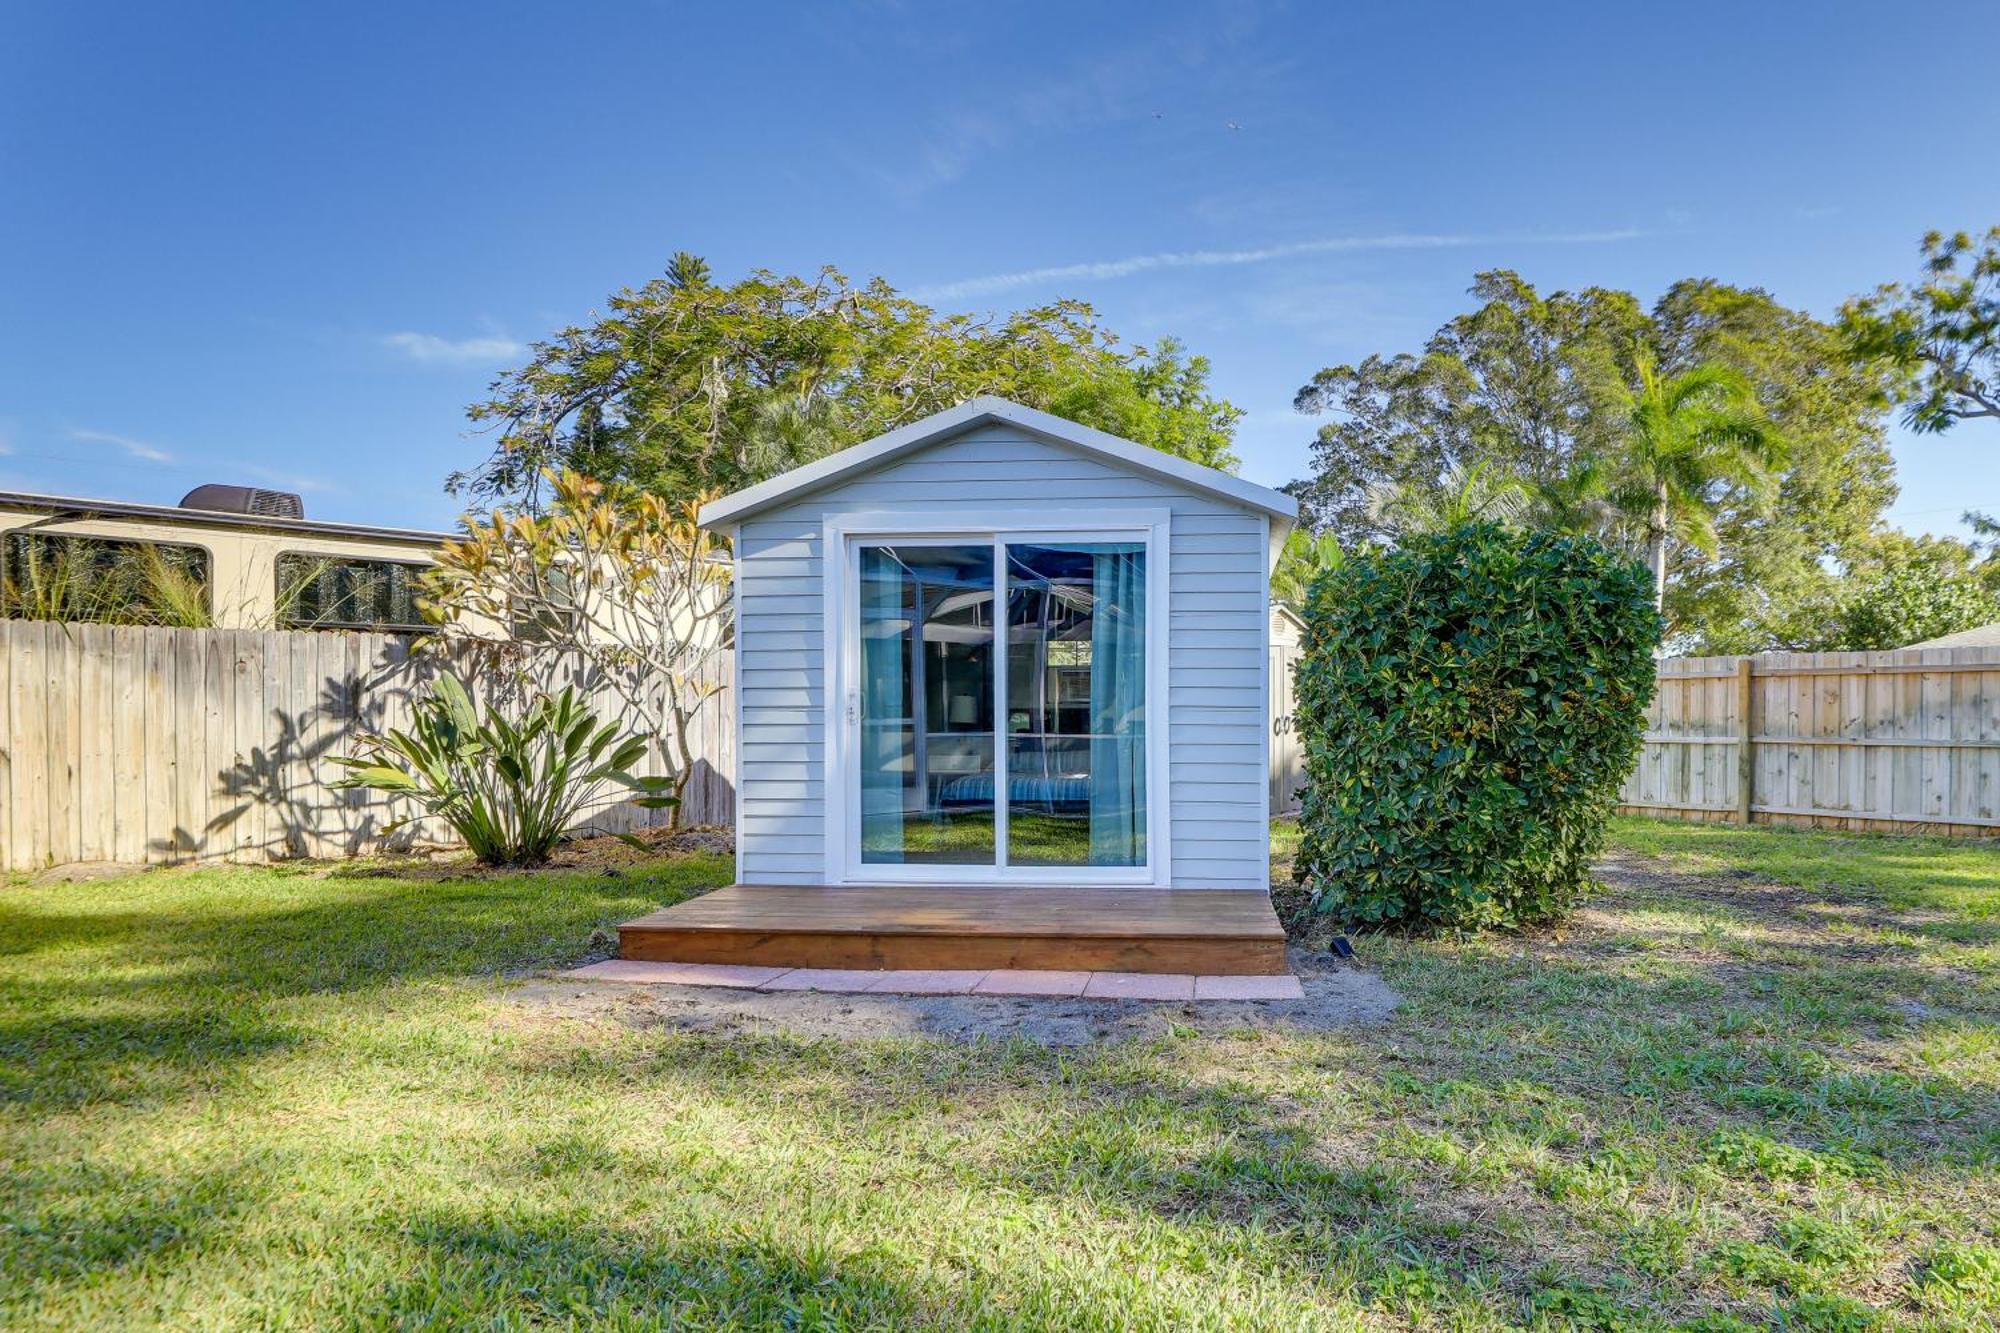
[{"x1": 1649, "y1": 487, "x2": 1670, "y2": 615}]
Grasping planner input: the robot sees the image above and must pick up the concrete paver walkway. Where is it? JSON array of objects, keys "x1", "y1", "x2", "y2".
[{"x1": 561, "y1": 958, "x2": 1303, "y2": 1001}]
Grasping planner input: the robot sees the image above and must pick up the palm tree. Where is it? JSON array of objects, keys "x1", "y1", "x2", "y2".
[
  {"x1": 1609, "y1": 355, "x2": 1783, "y2": 612},
  {"x1": 1525, "y1": 453, "x2": 1620, "y2": 542},
  {"x1": 1270, "y1": 527, "x2": 1344, "y2": 608},
  {"x1": 1364, "y1": 460, "x2": 1532, "y2": 539}
]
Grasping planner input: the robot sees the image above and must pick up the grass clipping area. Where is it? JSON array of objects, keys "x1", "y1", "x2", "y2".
[{"x1": 2, "y1": 819, "x2": 1997, "y2": 1329}]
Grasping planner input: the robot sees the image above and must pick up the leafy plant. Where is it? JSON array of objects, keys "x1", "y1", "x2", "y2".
[
  {"x1": 1607, "y1": 352, "x2": 1784, "y2": 611},
  {"x1": 1284, "y1": 270, "x2": 1897, "y2": 652},
  {"x1": 1843, "y1": 225, "x2": 2000, "y2": 433},
  {"x1": 452, "y1": 255, "x2": 1242, "y2": 507},
  {"x1": 1270, "y1": 526, "x2": 1345, "y2": 608},
  {"x1": 2, "y1": 533, "x2": 213, "y2": 627},
  {"x1": 1292, "y1": 522, "x2": 1659, "y2": 929},
  {"x1": 421, "y1": 471, "x2": 731, "y2": 827},
  {"x1": 330, "y1": 674, "x2": 674, "y2": 865}
]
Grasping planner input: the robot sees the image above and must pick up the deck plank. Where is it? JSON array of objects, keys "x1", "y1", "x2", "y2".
[{"x1": 618, "y1": 884, "x2": 1288, "y2": 975}]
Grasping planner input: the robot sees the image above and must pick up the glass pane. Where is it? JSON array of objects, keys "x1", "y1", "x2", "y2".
[
  {"x1": 2, "y1": 533, "x2": 209, "y2": 625},
  {"x1": 859, "y1": 544, "x2": 996, "y2": 864},
  {"x1": 1004, "y1": 542, "x2": 1146, "y2": 867},
  {"x1": 276, "y1": 554, "x2": 427, "y2": 630}
]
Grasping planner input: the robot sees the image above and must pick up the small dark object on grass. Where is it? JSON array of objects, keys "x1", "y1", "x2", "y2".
[{"x1": 1330, "y1": 936, "x2": 1354, "y2": 959}]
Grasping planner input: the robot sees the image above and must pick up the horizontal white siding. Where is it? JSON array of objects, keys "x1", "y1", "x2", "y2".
[{"x1": 733, "y1": 422, "x2": 1270, "y2": 888}]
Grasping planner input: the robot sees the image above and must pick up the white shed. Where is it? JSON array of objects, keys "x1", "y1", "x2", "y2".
[{"x1": 698, "y1": 397, "x2": 1297, "y2": 894}]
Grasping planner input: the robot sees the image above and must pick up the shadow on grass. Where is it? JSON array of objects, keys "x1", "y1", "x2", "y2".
[
  {"x1": 1, "y1": 1156, "x2": 267, "y2": 1296},
  {"x1": 374, "y1": 1209, "x2": 948, "y2": 1328},
  {"x1": 0, "y1": 856, "x2": 733, "y2": 1111}
]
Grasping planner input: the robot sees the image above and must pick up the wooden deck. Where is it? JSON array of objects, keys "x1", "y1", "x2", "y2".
[{"x1": 617, "y1": 885, "x2": 1289, "y2": 975}]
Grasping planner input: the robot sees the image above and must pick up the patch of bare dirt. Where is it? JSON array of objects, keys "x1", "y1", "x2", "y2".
[{"x1": 505, "y1": 949, "x2": 1401, "y2": 1047}]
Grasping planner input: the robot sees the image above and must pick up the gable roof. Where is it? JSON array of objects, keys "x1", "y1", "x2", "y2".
[
  {"x1": 696, "y1": 396, "x2": 1299, "y2": 531},
  {"x1": 1906, "y1": 622, "x2": 2000, "y2": 649}
]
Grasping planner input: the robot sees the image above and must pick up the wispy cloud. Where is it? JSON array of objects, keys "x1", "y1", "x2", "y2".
[
  {"x1": 867, "y1": 11, "x2": 1272, "y2": 200},
  {"x1": 381, "y1": 331, "x2": 525, "y2": 365},
  {"x1": 241, "y1": 463, "x2": 344, "y2": 497},
  {"x1": 67, "y1": 426, "x2": 173, "y2": 463},
  {"x1": 915, "y1": 229, "x2": 1648, "y2": 303}
]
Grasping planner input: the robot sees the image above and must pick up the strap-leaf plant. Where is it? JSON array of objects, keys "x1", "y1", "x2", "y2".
[{"x1": 331, "y1": 673, "x2": 676, "y2": 865}]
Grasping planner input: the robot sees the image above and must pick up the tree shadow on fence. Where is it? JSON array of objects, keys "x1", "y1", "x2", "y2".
[
  {"x1": 148, "y1": 637, "x2": 731, "y2": 865},
  {"x1": 157, "y1": 641, "x2": 432, "y2": 863}
]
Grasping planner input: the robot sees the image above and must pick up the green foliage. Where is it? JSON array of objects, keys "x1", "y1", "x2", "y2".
[
  {"x1": 1270, "y1": 526, "x2": 1345, "y2": 608},
  {"x1": 1917, "y1": 1242, "x2": 2000, "y2": 1310},
  {"x1": 1842, "y1": 226, "x2": 2000, "y2": 433},
  {"x1": 1286, "y1": 271, "x2": 1642, "y2": 543},
  {"x1": 1292, "y1": 523, "x2": 1659, "y2": 929},
  {"x1": 1610, "y1": 353, "x2": 1784, "y2": 609},
  {"x1": 1702, "y1": 1129, "x2": 1868, "y2": 1183},
  {"x1": 329, "y1": 674, "x2": 673, "y2": 865},
  {"x1": 453, "y1": 256, "x2": 1241, "y2": 505},
  {"x1": 1285, "y1": 271, "x2": 1899, "y2": 650},
  {"x1": 1821, "y1": 562, "x2": 1999, "y2": 649},
  {"x1": 1, "y1": 533, "x2": 212, "y2": 627},
  {"x1": 1744, "y1": 529, "x2": 2000, "y2": 651},
  {"x1": 1364, "y1": 459, "x2": 1535, "y2": 541}
]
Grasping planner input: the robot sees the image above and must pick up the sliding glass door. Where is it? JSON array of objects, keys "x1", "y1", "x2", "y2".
[
  {"x1": 858, "y1": 543, "x2": 997, "y2": 865},
  {"x1": 850, "y1": 533, "x2": 1150, "y2": 878}
]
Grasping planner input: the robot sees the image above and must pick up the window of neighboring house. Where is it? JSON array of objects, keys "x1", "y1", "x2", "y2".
[
  {"x1": 275, "y1": 553, "x2": 431, "y2": 631},
  {"x1": 506, "y1": 564, "x2": 582, "y2": 643},
  {"x1": 1, "y1": 531, "x2": 212, "y2": 625}
]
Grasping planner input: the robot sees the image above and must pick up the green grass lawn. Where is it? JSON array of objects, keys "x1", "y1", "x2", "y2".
[{"x1": 2, "y1": 819, "x2": 1996, "y2": 1329}]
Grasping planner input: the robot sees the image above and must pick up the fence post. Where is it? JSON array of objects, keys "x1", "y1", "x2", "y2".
[{"x1": 1735, "y1": 656, "x2": 1755, "y2": 824}]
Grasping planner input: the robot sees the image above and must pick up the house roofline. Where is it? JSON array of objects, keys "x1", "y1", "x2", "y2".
[
  {"x1": 0, "y1": 490, "x2": 456, "y2": 546},
  {"x1": 696, "y1": 396, "x2": 1300, "y2": 531}
]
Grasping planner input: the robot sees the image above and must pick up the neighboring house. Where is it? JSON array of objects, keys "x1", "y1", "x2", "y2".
[
  {"x1": 1270, "y1": 601, "x2": 1306, "y2": 815},
  {"x1": 1906, "y1": 622, "x2": 2000, "y2": 650},
  {"x1": 699, "y1": 396, "x2": 1298, "y2": 893},
  {"x1": 0, "y1": 486, "x2": 451, "y2": 630}
]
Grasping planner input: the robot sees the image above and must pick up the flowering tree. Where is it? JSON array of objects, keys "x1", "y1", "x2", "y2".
[{"x1": 421, "y1": 470, "x2": 731, "y2": 826}]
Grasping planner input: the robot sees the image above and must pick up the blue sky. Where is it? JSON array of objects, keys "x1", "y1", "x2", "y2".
[{"x1": 3, "y1": 1, "x2": 1996, "y2": 537}]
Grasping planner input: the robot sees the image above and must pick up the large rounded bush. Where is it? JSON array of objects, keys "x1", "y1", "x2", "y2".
[{"x1": 1294, "y1": 523, "x2": 1659, "y2": 930}]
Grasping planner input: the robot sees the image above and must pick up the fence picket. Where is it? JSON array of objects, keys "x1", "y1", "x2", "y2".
[
  {"x1": 2, "y1": 625, "x2": 739, "y2": 868},
  {"x1": 1619, "y1": 647, "x2": 2000, "y2": 835}
]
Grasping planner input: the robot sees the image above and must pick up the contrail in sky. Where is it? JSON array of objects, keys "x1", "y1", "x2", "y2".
[{"x1": 915, "y1": 228, "x2": 1648, "y2": 302}]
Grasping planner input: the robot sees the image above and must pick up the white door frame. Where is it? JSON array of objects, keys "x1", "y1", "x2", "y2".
[{"x1": 822, "y1": 508, "x2": 1171, "y2": 887}]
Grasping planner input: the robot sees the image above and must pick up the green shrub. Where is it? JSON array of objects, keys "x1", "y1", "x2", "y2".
[
  {"x1": 330, "y1": 674, "x2": 674, "y2": 865},
  {"x1": 1293, "y1": 523, "x2": 1659, "y2": 929}
]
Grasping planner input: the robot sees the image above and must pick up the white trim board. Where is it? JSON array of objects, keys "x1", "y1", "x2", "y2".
[{"x1": 699, "y1": 397, "x2": 1298, "y2": 534}]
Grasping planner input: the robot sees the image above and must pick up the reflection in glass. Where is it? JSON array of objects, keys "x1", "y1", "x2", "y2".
[
  {"x1": 858, "y1": 544, "x2": 995, "y2": 863},
  {"x1": 1004, "y1": 543, "x2": 1146, "y2": 866}
]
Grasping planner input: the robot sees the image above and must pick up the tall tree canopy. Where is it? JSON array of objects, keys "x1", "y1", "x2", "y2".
[
  {"x1": 451, "y1": 255, "x2": 1242, "y2": 507},
  {"x1": 1284, "y1": 271, "x2": 1901, "y2": 650},
  {"x1": 1842, "y1": 226, "x2": 2000, "y2": 434}
]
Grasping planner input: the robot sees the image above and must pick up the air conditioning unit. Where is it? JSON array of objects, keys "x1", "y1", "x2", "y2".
[{"x1": 178, "y1": 484, "x2": 305, "y2": 520}]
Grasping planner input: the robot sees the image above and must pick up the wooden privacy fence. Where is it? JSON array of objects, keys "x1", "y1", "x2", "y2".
[
  {"x1": 0, "y1": 622, "x2": 735, "y2": 871},
  {"x1": 1618, "y1": 648, "x2": 2000, "y2": 836}
]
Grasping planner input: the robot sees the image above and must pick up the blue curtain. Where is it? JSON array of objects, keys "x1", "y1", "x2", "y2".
[
  {"x1": 859, "y1": 548, "x2": 904, "y2": 862},
  {"x1": 1088, "y1": 545, "x2": 1146, "y2": 865}
]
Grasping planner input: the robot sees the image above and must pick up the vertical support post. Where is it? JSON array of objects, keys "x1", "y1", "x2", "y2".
[{"x1": 1735, "y1": 656, "x2": 1755, "y2": 824}]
